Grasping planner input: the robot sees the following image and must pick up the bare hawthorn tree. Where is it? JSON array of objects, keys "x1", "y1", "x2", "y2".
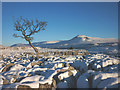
[{"x1": 13, "y1": 17, "x2": 47, "y2": 57}]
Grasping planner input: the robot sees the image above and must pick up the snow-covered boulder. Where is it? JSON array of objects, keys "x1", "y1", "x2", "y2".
[
  {"x1": 0, "y1": 75, "x2": 3, "y2": 89},
  {"x1": 0, "y1": 75, "x2": 3, "y2": 84},
  {"x1": 10, "y1": 64, "x2": 25, "y2": 71},
  {"x1": 97, "y1": 77, "x2": 119, "y2": 89},
  {"x1": 20, "y1": 75, "x2": 45, "y2": 83},
  {"x1": 65, "y1": 56, "x2": 76, "y2": 61},
  {"x1": 27, "y1": 60, "x2": 43, "y2": 69},
  {"x1": 70, "y1": 69, "x2": 78, "y2": 77},
  {"x1": 88, "y1": 54, "x2": 119, "y2": 71},
  {"x1": 92, "y1": 72, "x2": 119, "y2": 88},
  {"x1": 71, "y1": 60, "x2": 88, "y2": 73},
  {"x1": 77, "y1": 70, "x2": 96, "y2": 88},
  {"x1": 2, "y1": 73, "x2": 18, "y2": 84},
  {"x1": 57, "y1": 63, "x2": 64, "y2": 68},
  {"x1": 2, "y1": 63, "x2": 15, "y2": 72},
  {"x1": 33, "y1": 65, "x2": 40, "y2": 68},
  {"x1": 103, "y1": 64, "x2": 119, "y2": 72},
  {"x1": 58, "y1": 71, "x2": 73, "y2": 81},
  {"x1": 0, "y1": 62, "x2": 4, "y2": 68}
]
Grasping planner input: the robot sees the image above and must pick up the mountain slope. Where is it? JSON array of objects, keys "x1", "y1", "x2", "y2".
[
  {"x1": 11, "y1": 35, "x2": 118, "y2": 49},
  {"x1": 11, "y1": 43, "x2": 29, "y2": 47}
]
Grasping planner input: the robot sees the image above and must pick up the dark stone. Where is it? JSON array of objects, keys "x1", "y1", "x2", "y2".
[
  {"x1": 39, "y1": 83, "x2": 52, "y2": 90},
  {"x1": 17, "y1": 85, "x2": 31, "y2": 90}
]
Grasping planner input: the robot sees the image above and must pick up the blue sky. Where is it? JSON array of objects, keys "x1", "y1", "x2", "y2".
[{"x1": 2, "y1": 2, "x2": 118, "y2": 46}]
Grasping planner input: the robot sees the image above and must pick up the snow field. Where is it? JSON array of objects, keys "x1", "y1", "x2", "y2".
[{"x1": 0, "y1": 48, "x2": 119, "y2": 89}]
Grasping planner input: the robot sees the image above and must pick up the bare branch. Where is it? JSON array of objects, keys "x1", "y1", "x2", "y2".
[
  {"x1": 13, "y1": 34, "x2": 24, "y2": 38},
  {"x1": 13, "y1": 17, "x2": 47, "y2": 40},
  {"x1": 26, "y1": 21, "x2": 47, "y2": 36}
]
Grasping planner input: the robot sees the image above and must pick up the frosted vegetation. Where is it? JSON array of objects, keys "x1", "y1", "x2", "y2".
[{"x1": 0, "y1": 46, "x2": 119, "y2": 89}]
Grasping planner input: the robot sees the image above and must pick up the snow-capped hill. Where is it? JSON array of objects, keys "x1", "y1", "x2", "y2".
[
  {"x1": 68, "y1": 35, "x2": 91, "y2": 44},
  {"x1": 39, "y1": 41, "x2": 60, "y2": 44},
  {"x1": 71, "y1": 35, "x2": 89, "y2": 41},
  {"x1": 74, "y1": 35, "x2": 88, "y2": 38},
  {"x1": 11, "y1": 35, "x2": 118, "y2": 50},
  {"x1": 69, "y1": 35, "x2": 117, "y2": 44}
]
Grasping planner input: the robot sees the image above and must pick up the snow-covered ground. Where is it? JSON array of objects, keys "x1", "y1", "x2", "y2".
[
  {"x1": 0, "y1": 47, "x2": 119, "y2": 89},
  {"x1": 11, "y1": 35, "x2": 118, "y2": 57},
  {"x1": 88, "y1": 43, "x2": 118, "y2": 57}
]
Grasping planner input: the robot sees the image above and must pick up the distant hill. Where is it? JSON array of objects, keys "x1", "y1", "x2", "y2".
[
  {"x1": 11, "y1": 43, "x2": 29, "y2": 47},
  {"x1": 11, "y1": 35, "x2": 118, "y2": 49}
]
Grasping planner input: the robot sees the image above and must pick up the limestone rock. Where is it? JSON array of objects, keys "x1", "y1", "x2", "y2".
[{"x1": 2, "y1": 63, "x2": 15, "y2": 72}]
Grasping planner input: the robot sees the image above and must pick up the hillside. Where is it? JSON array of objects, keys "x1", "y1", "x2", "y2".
[{"x1": 11, "y1": 35, "x2": 118, "y2": 48}]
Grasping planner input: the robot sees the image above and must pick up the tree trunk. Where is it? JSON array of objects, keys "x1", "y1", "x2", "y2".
[{"x1": 27, "y1": 40, "x2": 39, "y2": 58}]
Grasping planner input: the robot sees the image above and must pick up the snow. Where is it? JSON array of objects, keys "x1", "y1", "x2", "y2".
[
  {"x1": 70, "y1": 70, "x2": 78, "y2": 76},
  {"x1": 86, "y1": 54, "x2": 119, "y2": 71},
  {"x1": 10, "y1": 64, "x2": 25, "y2": 71},
  {"x1": 97, "y1": 77, "x2": 119, "y2": 89},
  {"x1": 58, "y1": 71, "x2": 71, "y2": 80},
  {"x1": 0, "y1": 75, "x2": 3, "y2": 89},
  {"x1": 92, "y1": 72, "x2": 119, "y2": 88},
  {"x1": 21, "y1": 81, "x2": 40, "y2": 88},
  {"x1": 71, "y1": 60, "x2": 88, "y2": 73},
  {"x1": 42, "y1": 41, "x2": 60, "y2": 44},
  {"x1": 57, "y1": 63, "x2": 64, "y2": 68},
  {"x1": 0, "y1": 75, "x2": 3, "y2": 84},
  {"x1": 20, "y1": 75, "x2": 45, "y2": 83},
  {"x1": 0, "y1": 46, "x2": 119, "y2": 89}
]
